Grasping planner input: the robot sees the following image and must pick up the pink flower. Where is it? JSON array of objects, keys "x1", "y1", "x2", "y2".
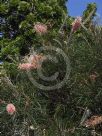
[
  {"x1": 89, "y1": 73, "x2": 98, "y2": 81},
  {"x1": 6, "y1": 103, "x2": 16, "y2": 115},
  {"x1": 34, "y1": 23, "x2": 47, "y2": 34},
  {"x1": 72, "y1": 17, "x2": 82, "y2": 32},
  {"x1": 19, "y1": 54, "x2": 46, "y2": 70},
  {"x1": 29, "y1": 55, "x2": 46, "y2": 64},
  {"x1": 18, "y1": 63, "x2": 37, "y2": 70}
]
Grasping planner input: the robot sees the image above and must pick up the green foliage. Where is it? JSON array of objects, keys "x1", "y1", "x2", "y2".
[
  {"x1": 0, "y1": 3, "x2": 8, "y2": 14},
  {"x1": 83, "y1": 3, "x2": 97, "y2": 26},
  {"x1": 18, "y1": 1, "x2": 30, "y2": 12}
]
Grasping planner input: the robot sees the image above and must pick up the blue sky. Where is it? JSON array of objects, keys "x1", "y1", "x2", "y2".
[{"x1": 66, "y1": 0, "x2": 102, "y2": 20}]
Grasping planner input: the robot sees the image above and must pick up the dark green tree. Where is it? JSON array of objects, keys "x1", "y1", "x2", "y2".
[{"x1": 0, "y1": 0, "x2": 67, "y2": 60}]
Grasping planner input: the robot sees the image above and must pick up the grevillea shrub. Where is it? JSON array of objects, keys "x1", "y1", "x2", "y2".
[
  {"x1": 1, "y1": 0, "x2": 102, "y2": 136},
  {"x1": 1, "y1": 25, "x2": 102, "y2": 136}
]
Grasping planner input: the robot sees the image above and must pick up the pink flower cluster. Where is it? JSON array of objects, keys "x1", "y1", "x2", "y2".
[
  {"x1": 72, "y1": 17, "x2": 82, "y2": 32},
  {"x1": 34, "y1": 23, "x2": 47, "y2": 34},
  {"x1": 19, "y1": 63, "x2": 36, "y2": 70},
  {"x1": 89, "y1": 72, "x2": 98, "y2": 81},
  {"x1": 6, "y1": 103, "x2": 16, "y2": 115},
  {"x1": 18, "y1": 54, "x2": 45, "y2": 70}
]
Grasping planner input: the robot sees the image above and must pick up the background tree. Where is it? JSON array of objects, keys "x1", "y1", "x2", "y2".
[{"x1": 0, "y1": 0, "x2": 67, "y2": 59}]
